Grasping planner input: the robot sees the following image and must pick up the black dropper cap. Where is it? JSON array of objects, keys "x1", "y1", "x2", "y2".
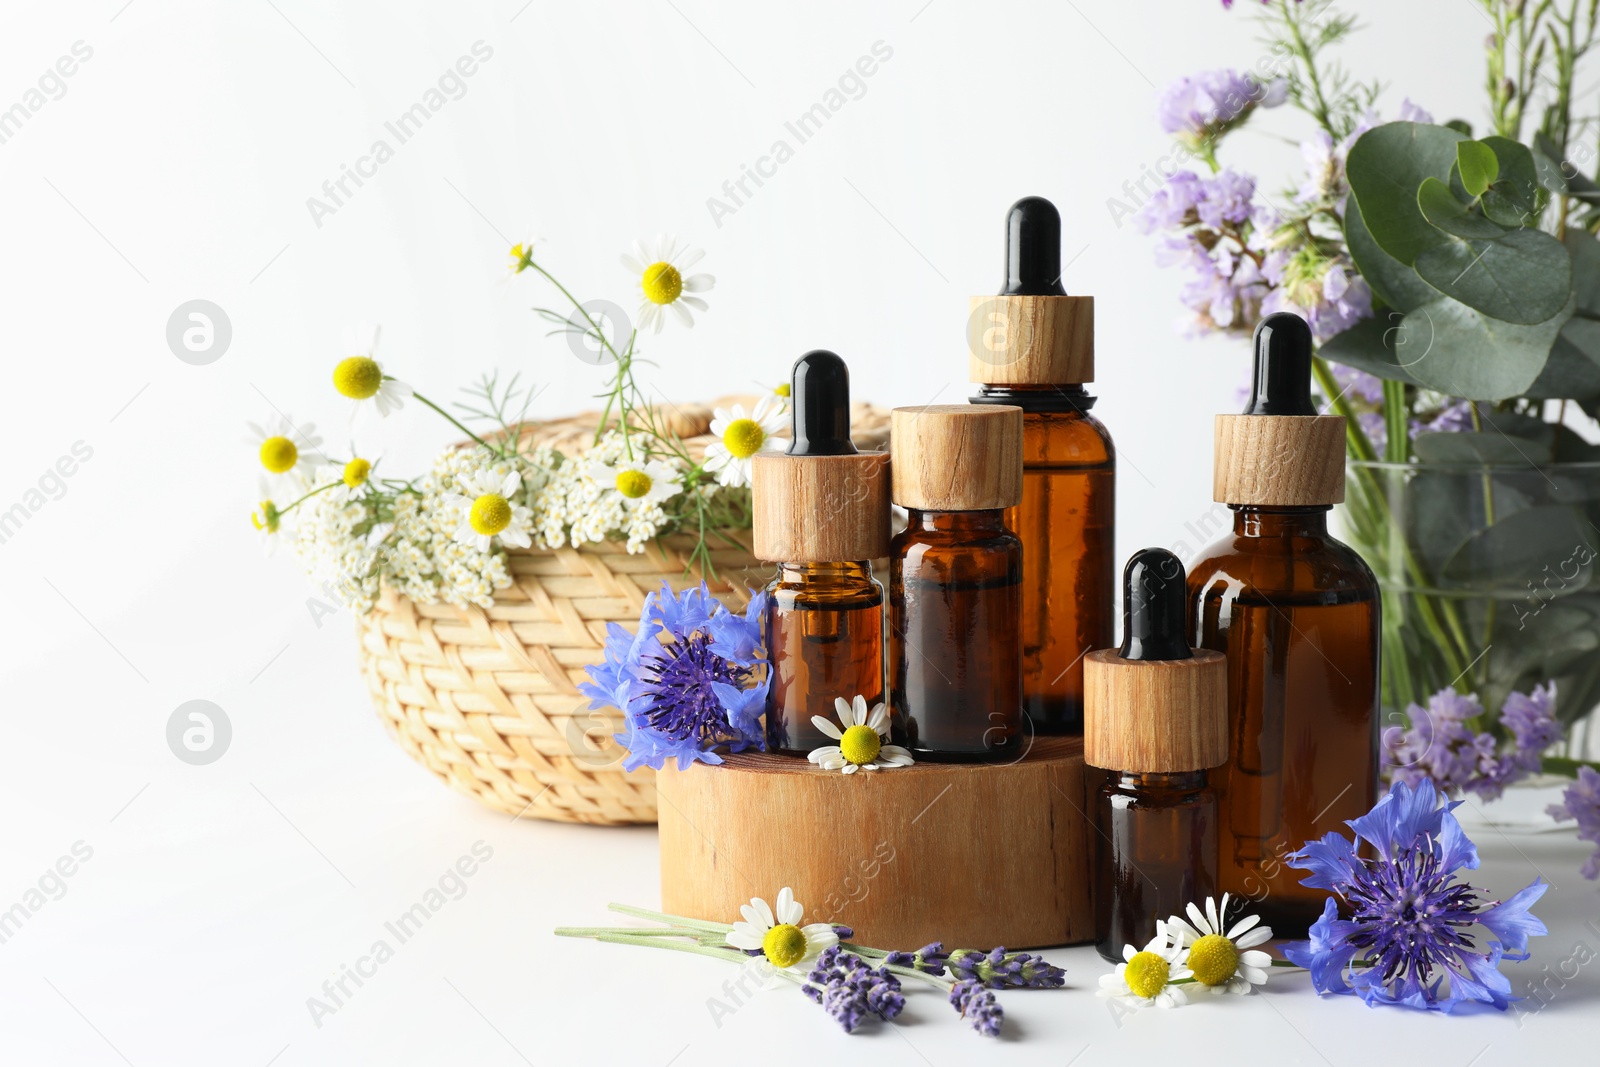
[
  {"x1": 787, "y1": 350, "x2": 858, "y2": 456},
  {"x1": 1000, "y1": 196, "x2": 1068, "y2": 297},
  {"x1": 1242, "y1": 312, "x2": 1317, "y2": 416},
  {"x1": 1118, "y1": 548, "x2": 1192, "y2": 661}
]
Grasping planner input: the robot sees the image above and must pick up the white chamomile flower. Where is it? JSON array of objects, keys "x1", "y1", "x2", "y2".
[
  {"x1": 587, "y1": 455, "x2": 682, "y2": 508},
  {"x1": 620, "y1": 234, "x2": 713, "y2": 333},
  {"x1": 247, "y1": 415, "x2": 323, "y2": 477},
  {"x1": 1166, "y1": 894, "x2": 1273, "y2": 995},
  {"x1": 1098, "y1": 921, "x2": 1191, "y2": 1008},
  {"x1": 332, "y1": 323, "x2": 411, "y2": 418},
  {"x1": 508, "y1": 237, "x2": 536, "y2": 276},
  {"x1": 329, "y1": 453, "x2": 380, "y2": 504},
  {"x1": 251, "y1": 499, "x2": 283, "y2": 557},
  {"x1": 445, "y1": 468, "x2": 534, "y2": 551},
  {"x1": 703, "y1": 398, "x2": 788, "y2": 488},
  {"x1": 724, "y1": 887, "x2": 838, "y2": 974},
  {"x1": 808, "y1": 695, "x2": 914, "y2": 774}
]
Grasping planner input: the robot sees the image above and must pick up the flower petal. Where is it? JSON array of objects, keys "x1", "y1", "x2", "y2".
[
  {"x1": 811, "y1": 716, "x2": 843, "y2": 740},
  {"x1": 776, "y1": 886, "x2": 802, "y2": 926}
]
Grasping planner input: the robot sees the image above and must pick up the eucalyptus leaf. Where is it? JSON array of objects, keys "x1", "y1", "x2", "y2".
[
  {"x1": 1412, "y1": 228, "x2": 1571, "y2": 325},
  {"x1": 1526, "y1": 320, "x2": 1600, "y2": 400},
  {"x1": 1414, "y1": 431, "x2": 1552, "y2": 465},
  {"x1": 1346, "y1": 122, "x2": 1467, "y2": 264},
  {"x1": 1343, "y1": 199, "x2": 1437, "y2": 313},
  {"x1": 1417, "y1": 177, "x2": 1509, "y2": 239},
  {"x1": 1457, "y1": 140, "x2": 1498, "y2": 197},
  {"x1": 1442, "y1": 505, "x2": 1597, "y2": 589},
  {"x1": 1318, "y1": 311, "x2": 1419, "y2": 383},
  {"x1": 1532, "y1": 132, "x2": 1573, "y2": 194},
  {"x1": 1567, "y1": 229, "x2": 1600, "y2": 315},
  {"x1": 1397, "y1": 293, "x2": 1571, "y2": 400},
  {"x1": 1480, "y1": 137, "x2": 1539, "y2": 213}
]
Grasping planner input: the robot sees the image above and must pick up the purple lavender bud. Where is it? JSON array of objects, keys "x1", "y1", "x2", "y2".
[
  {"x1": 947, "y1": 947, "x2": 1066, "y2": 989},
  {"x1": 949, "y1": 979, "x2": 1004, "y2": 1037}
]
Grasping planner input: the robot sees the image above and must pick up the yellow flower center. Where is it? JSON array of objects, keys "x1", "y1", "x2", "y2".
[
  {"x1": 343, "y1": 457, "x2": 372, "y2": 489},
  {"x1": 721, "y1": 418, "x2": 766, "y2": 459},
  {"x1": 251, "y1": 500, "x2": 280, "y2": 534},
  {"x1": 641, "y1": 261, "x2": 683, "y2": 305},
  {"x1": 259, "y1": 436, "x2": 298, "y2": 473},
  {"x1": 333, "y1": 356, "x2": 383, "y2": 399},
  {"x1": 469, "y1": 493, "x2": 512, "y2": 536},
  {"x1": 615, "y1": 469, "x2": 653, "y2": 499},
  {"x1": 509, "y1": 242, "x2": 533, "y2": 273},
  {"x1": 1124, "y1": 951, "x2": 1171, "y2": 999},
  {"x1": 762, "y1": 923, "x2": 808, "y2": 969},
  {"x1": 839, "y1": 724, "x2": 882, "y2": 765},
  {"x1": 774, "y1": 383, "x2": 791, "y2": 398},
  {"x1": 1187, "y1": 933, "x2": 1240, "y2": 987}
]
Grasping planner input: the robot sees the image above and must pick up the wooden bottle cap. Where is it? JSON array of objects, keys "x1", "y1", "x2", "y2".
[
  {"x1": 890, "y1": 405, "x2": 1023, "y2": 511},
  {"x1": 968, "y1": 295, "x2": 1094, "y2": 385},
  {"x1": 751, "y1": 452, "x2": 891, "y2": 562},
  {"x1": 1083, "y1": 649, "x2": 1228, "y2": 772},
  {"x1": 1213, "y1": 414, "x2": 1346, "y2": 506}
]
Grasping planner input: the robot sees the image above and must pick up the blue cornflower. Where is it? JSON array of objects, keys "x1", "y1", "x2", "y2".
[
  {"x1": 579, "y1": 582, "x2": 768, "y2": 771},
  {"x1": 1283, "y1": 779, "x2": 1547, "y2": 1012}
]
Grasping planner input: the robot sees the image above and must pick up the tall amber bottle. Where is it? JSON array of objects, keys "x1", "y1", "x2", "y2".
[
  {"x1": 970, "y1": 197, "x2": 1114, "y2": 735},
  {"x1": 753, "y1": 351, "x2": 892, "y2": 757},
  {"x1": 889, "y1": 404, "x2": 1024, "y2": 761},
  {"x1": 1085, "y1": 548, "x2": 1226, "y2": 962},
  {"x1": 1186, "y1": 312, "x2": 1380, "y2": 938}
]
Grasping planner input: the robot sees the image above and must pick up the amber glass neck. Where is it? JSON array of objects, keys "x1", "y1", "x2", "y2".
[
  {"x1": 776, "y1": 560, "x2": 873, "y2": 582},
  {"x1": 905, "y1": 508, "x2": 1007, "y2": 534},
  {"x1": 1231, "y1": 505, "x2": 1330, "y2": 538},
  {"x1": 1117, "y1": 770, "x2": 1206, "y2": 790}
]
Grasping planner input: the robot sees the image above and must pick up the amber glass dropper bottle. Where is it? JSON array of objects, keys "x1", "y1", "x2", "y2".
[
  {"x1": 970, "y1": 196, "x2": 1115, "y2": 735},
  {"x1": 1085, "y1": 548, "x2": 1226, "y2": 962},
  {"x1": 752, "y1": 350, "x2": 891, "y2": 757},
  {"x1": 1186, "y1": 312, "x2": 1380, "y2": 939}
]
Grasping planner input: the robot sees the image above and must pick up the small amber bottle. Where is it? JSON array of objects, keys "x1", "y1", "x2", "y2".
[
  {"x1": 1085, "y1": 548, "x2": 1227, "y2": 962},
  {"x1": 1187, "y1": 312, "x2": 1380, "y2": 939},
  {"x1": 888, "y1": 404, "x2": 1024, "y2": 761},
  {"x1": 752, "y1": 351, "x2": 892, "y2": 757},
  {"x1": 970, "y1": 197, "x2": 1115, "y2": 736}
]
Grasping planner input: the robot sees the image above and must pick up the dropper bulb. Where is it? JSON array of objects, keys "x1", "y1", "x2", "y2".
[
  {"x1": 787, "y1": 350, "x2": 857, "y2": 457},
  {"x1": 1243, "y1": 312, "x2": 1317, "y2": 416},
  {"x1": 1001, "y1": 196, "x2": 1067, "y2": 297},
  {"x1": 1118, "y1": 548, "x2": 1192, "y2": 661}
]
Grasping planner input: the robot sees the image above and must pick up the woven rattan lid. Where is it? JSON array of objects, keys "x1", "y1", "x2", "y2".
[
  {"x1": 968, "y1": 197, "x2": 1093, "y2": 385},
  {"x1": 890, "y1": 404, "x2": 1022, "y2": 511}
]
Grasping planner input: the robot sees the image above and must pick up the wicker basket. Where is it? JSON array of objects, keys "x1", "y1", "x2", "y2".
[{"x1": 356, "y1": 397, "x2": 890, "y2": 825}]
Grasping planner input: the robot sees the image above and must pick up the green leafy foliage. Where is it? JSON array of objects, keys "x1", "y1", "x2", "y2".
[
  {"x1": 1456, "y1": 140, "x2": 1499, "y2": 197},
  {"x1": 1346, "y1": 122, "x2": 1467, "y2": 264}
]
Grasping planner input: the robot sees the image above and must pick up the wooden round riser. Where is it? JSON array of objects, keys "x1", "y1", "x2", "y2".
[{"x1": 657, "y1": 737, "x2": 1096, "y2": 950}]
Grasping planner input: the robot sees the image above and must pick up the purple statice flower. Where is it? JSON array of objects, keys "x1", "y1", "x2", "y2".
[
  {"x1": 949, "y1": 979, "x2": 1004, "y2": 1036},
  {"x1": 1398, "y1": 98, "x2": 1435, "y2": 124},
  {"x1": 579, "y1": 582, "x2": 768, "y2": 771},
  {"x1": 801, "y1": 946, "x2": 904, "y2": 1033},
  {"x1": 1421, "y1": 400, "x2": 1476, "y2": 434},
  {"x1": 1137, "y1": 168, "x2": 1275, "y2": 337},
  {"x1": 1134, "y1": 171, "x2": 1206, "y2": 233},
  {"x1": 1157, "y1": 69, "x2": 1286, "y2": 148},
  {"x1": 1283, "y1": 778, "x2": 1548, "y2": 1012},
  {"x1": 1547, "y1": 766, "x2": 1600, "y2": 880},
  {"x1": 884, "y1": 941, "x2": 949, "y2": 976},
  {"x1": 1261, "y1": 254, "x2": 1373, "y2": 342},
  {"x1": 1195, "y1": 169, "x2": 1259, "y2": 229},
  {"x1": 947, "y1": 947, "x2": 1067, "y2": 989},
  {"x1": 1384, "y1": 684, "x2": 1561, "y2": 801}
]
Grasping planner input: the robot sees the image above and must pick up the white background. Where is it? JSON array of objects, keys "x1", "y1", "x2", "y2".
[{"x1": 1, "y1": 0, "x2": 1597, "y2": 1063}]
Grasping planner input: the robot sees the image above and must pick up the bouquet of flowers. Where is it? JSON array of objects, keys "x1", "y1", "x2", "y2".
[
  {"x1": 1137, "y1": 0, "x2": 1600, "y2": 876},
  {"x1": 248, "y1": 237, "x2": 789, "y2": 615}
]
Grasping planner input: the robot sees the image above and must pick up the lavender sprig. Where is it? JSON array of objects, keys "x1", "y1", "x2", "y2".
[
  {"x1": 947, "y1": 947, "x2": 1067, "y2": 990},
  {"x1": 949, "y1": 978, "x2": 1004, "y2": 1037},
  {"x1": 801, "y1": 946, "x2": 905, "y2": 1033},
  {"x1": 884, "y1": 941, "x2": 949, "y2": 976}
]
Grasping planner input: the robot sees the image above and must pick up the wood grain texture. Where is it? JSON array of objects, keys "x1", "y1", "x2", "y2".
[
  {"x1": 968, "y1": 295, "x2": 1094, "y2": 385},
  {"x1": 890, "y1": 404, "x2": 1023, "y2": 512},
  {"x1": 751, "y1": 451, "x2": 891, "y2": 562},
  {"x1": 1083, "y1": 649, "x2": 1228, "y2": 772},
  {"x1": 658, "y1": 737, "x2": 1096, "y2": 948},
  {"x1": 1213, "y1": 414, "x2": 1345, "y2": 506}
]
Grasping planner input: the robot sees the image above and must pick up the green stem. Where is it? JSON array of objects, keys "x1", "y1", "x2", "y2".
[
  {"x1": 1542, "y1": 755, "x2": 1600, "y2": 777},
  {"x1": 410, "y1": 389, "x2": 494, "y2": 452},
  {"x1": 1282, "y1": 0, "x2": 1338, "y2": 138},
  {"x1": 276, "y1": 480, "x2": 340, "y2": 516},
  {"x1": 606, "y1": 903, "x2": 731, "y2": 932},
  {"x1": 1381, "y1": 380, "x2": 1409, "y2": 464}
]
